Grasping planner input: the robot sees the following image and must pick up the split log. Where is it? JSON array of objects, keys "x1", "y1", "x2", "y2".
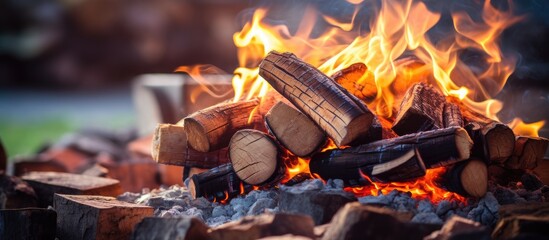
[
  {"x1": 54, "y1": 194, "x2": 153, "y2": 240},
  {"x1": 152, "y1": 124, "x2": 229, "y2": 168},
  {"x1": 438, "y1": 159, "x2": 488, "y2": 197},
  {"x1": 392, "y1": 83, "x2": 446, "y2": 135},
  {"x1": 505, "y1": 136, "x2": 549, "y2": 170},
  {"x1": 449, "y1": 97, "x2": 516, "y2": 163},
  {"x1": 331, "y1": 63, "x2": 377, "y2": 102},
  {"x1": 443, "y1": 102, "x2": 464, "y2": 128},
  {"x1": 259, "y1": 51, "x2": 375, "y2": 147},
  {"x1": 310, "y1": 127, "x2": 472, "y2": 186},
  {"x1": 492, "y1": 203, "x2": 549, "y2": 239},
  {"x1": 0, "y1": 208, "x2": 57, "y2": 240},
  {"x1": 183, "y1": 99, "x2": 262, "y2": 152},
  {"x1": 265, "y1": 102, "x2": 326, "y2": 157},
  {"x1": 99, "y1": 159, "x2": 160, "y2": 193},
  {"x1": 22, "y1": 171, "x2": 122, "y2": 207},
  {"x1": 131, "y1": 217, "x2": 210, "y2": 240},
  {"x1": 187, "y1": 163, "x2": 252, "y2": 201},
  {"x1": 229, "y1": 130, "x2": 285, "y2": 186}
]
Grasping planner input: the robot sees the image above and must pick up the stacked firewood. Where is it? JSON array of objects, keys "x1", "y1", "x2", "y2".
[{"x1": 154, "y1": 51, "x2": 549, "y2": 201}]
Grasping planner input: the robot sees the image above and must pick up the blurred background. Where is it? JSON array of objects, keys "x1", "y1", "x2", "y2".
[{"x1": 1, "y1": 0, "x2": 548, "y2": 157}]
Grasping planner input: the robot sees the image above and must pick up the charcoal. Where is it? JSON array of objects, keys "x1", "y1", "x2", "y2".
[
  {"x1": 521, "y1": 173, "x2": 544, "y2": 191},
  {"x1": 248, "y1": 198, "x2": 277, "y2": 215},
  {"x1": 418, "y1": 200, "x2": 435, "y2": 213},
  {"x1": 436, "y1": 200, "x2": 453, "y2": 216},
  {"x1": 0, "y1": 174, "x2": 37, "y2": 209},
  {"x1": 0, "y1": 208, "x2": 57, "y2": 240},
  {"x1": 131, "y1": 217, "x2": 209, "y2": 240},
  {"x1": 412, "y1": 212, "x2": 444, "y2": 224},
  {"x1": 493, "y1": 186, "x2": 526, "y2": 205},
  {"x1": 466, "y1": 192, "x2": 499, "y2": 226}
]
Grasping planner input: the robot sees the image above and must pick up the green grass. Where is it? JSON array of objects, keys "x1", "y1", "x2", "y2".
[{"x1": 0, "y1": 118, "x2": 77, "y2": 158}]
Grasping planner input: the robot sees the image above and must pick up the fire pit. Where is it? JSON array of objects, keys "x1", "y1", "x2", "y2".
[{"x1": 2, "y1": 0, "x2": 549, "y2": 239}]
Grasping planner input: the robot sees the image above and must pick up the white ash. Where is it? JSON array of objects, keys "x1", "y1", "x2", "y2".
[{"x1": 117, "y1": 178, "x2": 547, "y2": 227}]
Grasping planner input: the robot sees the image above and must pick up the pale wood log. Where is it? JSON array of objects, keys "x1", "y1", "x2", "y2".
[
  {"x1": 229, "y1": 130, "x2": 285, "y2": 186},
  {"x1": 265, "y1": 102, "x2": 326, "y2": 157},
  {"x1": 505, "y1": 136, "x2": 549, "y2": 170},
  {"x1": 187, "y1": 163, "x2": 252, "y2": 201},
  {"x1": 443, "y1": 102, "x2": 464, "y2": 128},
  {"x1": 331, "y1": 63, "x2": 377, "y2": 102},
  {"x1": 0, "y1": 208, "x2": 56, "y2": 240},
  {"x1": 131, "y1": 217, "x2": 210, "y2": 240},
  {"x1": 449, "y1": 97, "x2": 516, "y2": 163},
  {"x1": 439, "y1": 159, "x2": 487, "y2": 197},
  {"x1": 54, "y1": 194, "x2": 153, "y2": 240},
  {"x1": 183, "y1": 99, "x2": 262, "y2": 152},
  {"x1": 311, "y1": 127, "x2": 472, "y2": 186},
  {"x1": 22, "y1": 171, "x2": 122, "y2": 207},
  {"x1": 392, "y1": 82, "x2": 446, "y2": 135},
  {"x1": 259, "y1": 51, "x2": 375, "y2": 147},
  {"x1": 152, "y1": 124, "x2": 229, "y2": 168}
]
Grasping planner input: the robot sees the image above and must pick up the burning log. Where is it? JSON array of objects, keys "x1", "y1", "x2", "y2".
[
  {"x1": 451, "y1": 97, "x2": 516, "y2": 163},
  {"x1": 443, "y1": 102, "x2": 464, "y2": 128},
  {"x1": 331, "y1": 63, "x2": 377, "y2": 102},
  {"x1": 152, "y1": 124, "x2": 229, "y2": 168},
  {"x1": 265, "y1": 102, "x2": 326, "y2": 157},
  {"x1": 392, "y1": 83, "x2": 446, "y2": 135},
  {"x1": 229, "y1": 130, "x2": 285, "y2": 186},
  {"x1": 310, "y1": 127, "x2": 472, "y2": 186},
  {"x1": 259, "y1": 51, "x2": 375, "y2": 147},
  {"x1": 183, "y1": 99, "x2": 262, "y2": 152},
  {"x1": 439, "y1": 158, "x2": 488, "y2": 198},
  {"x1": 187, "y1": 163, "x2": 252, "y2": 201},
  {"x1": 505, "y1": 136, "x2": 549, "y2": 170}
]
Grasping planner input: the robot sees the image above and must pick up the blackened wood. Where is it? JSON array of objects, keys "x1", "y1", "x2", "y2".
[
  {"x1": 443, "y1": 102, "x2": 464, "y2": 128},
  {"x1": 152, "y1": 124, "x2": 229, "y2": 168},
  {"x1": 131, "y1": 217, "x2": 210, "y2": 240},
  {"x1": 265, "y1": 102, "x2": 326, "y2": 157},
  {"x1": 259, "y1": 51, "x2": 375, "y2": 147},
  {"x1": 331, "y1": 63, "x2": 377, "y2": 102},
  {"x1": 310, "y1": 127, "x2": 472, "y2": 186},
  {"x1": 0, "y1": 174, "x2": 38, "y2": 209},
  {"x1": 229, "y1": 130, "x2": 285, "y2": 186},
  {"x1": 0, "y1": 138, "x2": 6, "y2": 173},
  {"x1": 492, "y1": 203, "x2": 549, "y2": 240},
  {"x1": 392, "y1": 83, "x2": 446, "y2": 135},
  {"x1": 439, "y1": 159, "x2": 487, "y2": 197},
  {"x1": 284, "y1": 173, "x2": 313, "y2": 186},
  {"x1": 183, "y1": 99, "x2": 262, "y2": 152},
  {"x1": 187, "y1": 163, "x2": 252, "y2": 201},
  {"x1": 505, "y1": 136, "x2": 549, "y2": 170},
  {"x1": 0, "y1": 208, "x2": 56, "y2": 240}
]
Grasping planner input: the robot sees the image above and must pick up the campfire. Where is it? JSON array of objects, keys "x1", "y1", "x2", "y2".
[{"x1": 154, "y1": 0, "x2": 546, "y2": 205}]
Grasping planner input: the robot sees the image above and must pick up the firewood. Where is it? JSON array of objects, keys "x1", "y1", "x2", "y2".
[
  {"x1": 229, "y1": 130, "x2": 285, "y2": 186},
  {"x1": 183, "y1": 99, "x2": 262, "y2": 152},
  {"x1": 259, "y1": 51, "x2": 375, "y2": 147},
  {"x1": 0, "y1": 138, "x2": 6, "y2": 173},
  {"x1": 152, "y1": 124, "x2": 229, "y2": 168},
  {"x1": 100, "y1": 159, "x2": 160, "y2": 193},
  {"x1": 310, "y1": 127, "x2": 472, "y2": 186},
  {"x1": 265, "y1": 102, "x2": 326, "y2": 157},
  {"x1": 492, "y1": 203, "x2": 549, "y2": 239},
  {"x1": 0, "y1": 174, "x2": 38, "y2": 209},
  {"x1": 187, "y1": 163, "x2": 252, "y2": 201},
  {"x1": 425, "y1": 216, "x2": 489, "y2": 240},
  {"x1": 443, "y1": 102, "x2": 464, "y2": 128},
  {"x1": 439, "y1": 159, "x2": 488, "y2": 198},
  {"x1": 449, "y1": 97, "x2": 516, "y2": 163},
  {"x1": 505, "y1": 136, "x2": 549, "y2": 170},
  {"x1": 331, "y1": 63, "x2": 377, "y2": 102},
  {"x1": 0, "y1": 208, "x2": 56, "y2": 240},
  {"x1": 209, "y1": 213, "x2": 316, "y2": 240},
  {"x1": 392, "y1": 83, "x2": 446, "y2": 135},
  {"x1": 22, "y1": 171, "x2": 122, "y2": 207},
  {"x1": 54, "y1": 194, "x2": 153, "y2": 240},
  {"x1": 534, "y1": 158, "x2": 549, "y2": 185},
  {"x1": 131, "y1": 217, "x2": 210, "y2": 240}
]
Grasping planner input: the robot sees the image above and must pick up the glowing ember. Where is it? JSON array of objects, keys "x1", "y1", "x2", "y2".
[{"x1": 177, "y1": 0, "x2": 546, "y2": 203}]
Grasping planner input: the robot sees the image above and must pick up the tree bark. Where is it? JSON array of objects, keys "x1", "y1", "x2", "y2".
[
  {"x1": 505, "y1": 136, "x2": 549, "y2": 170},
  {"x1": 265, "y1": 102, "x2": 326, "y2": 157},
  {"x1": 187, "y1": 163, "x2": 252, "y2": 201},
  {"x1": 259, "y1": 51, "x2": 375, "y2": 147},
  {"x1": 392, "y1": 83, "x2": 446, "y2": 135},
  {"x1": 443, "y1": 102, "x2": 464, "y2": 128},
  {"x1": 229, "y1": 130, "x2": 285, "y2": 186},
  {"x1": 310, "y1": 127, "x2": 472, "y2": 186},
  {"x1": 183, "y1": 99, "x2": 262, "y2": 152},
  {"x1": 152, "y1": 124, "x2": 229, "y2": 168}
]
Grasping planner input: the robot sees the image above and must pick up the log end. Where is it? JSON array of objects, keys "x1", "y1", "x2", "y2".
[
  {"x1": 339, "y1": 112, "x2": 375, "y2": 147},
  {"x1": 460, "y1": 159, "x2": 488, "y2": 197},
  {"x1": 229, "y1": 130, "x2": 279, "y2": 185},
  {"x1": 152, "y1": 124, "x2": 187, "y2": 165},
  {"x1": 188, "y1": 176, "x2": 199, "y2": 199},
  {"x1": 484, "y1": 123, "x2": 515, "y2": 163},
  {"x1": 184, "y1": 118, "x2": 210, "y2": 153},
  {"x1": 455, "y1": 128, "x2": 474, "y2": 161}
]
